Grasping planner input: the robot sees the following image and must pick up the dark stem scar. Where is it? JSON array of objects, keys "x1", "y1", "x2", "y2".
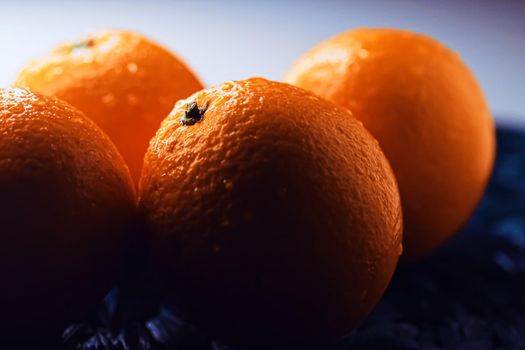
[
  {"x1": 179, "y1": 101, "x2": 208, "y2": 126},
  {"x1": 71, "y1": 39, "x2": 95, "y2": 50}
]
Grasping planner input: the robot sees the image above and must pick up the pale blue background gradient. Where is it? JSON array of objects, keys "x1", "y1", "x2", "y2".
[{"x1": 0, "y1": 0, "x2": 524, "y2": 123}]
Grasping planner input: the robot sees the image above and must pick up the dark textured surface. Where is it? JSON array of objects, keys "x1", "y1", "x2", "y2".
[{"x1": 10, "y1": 126, "x2": 525, "y2": 350}]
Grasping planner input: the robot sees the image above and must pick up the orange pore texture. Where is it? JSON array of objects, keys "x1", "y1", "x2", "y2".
[
  {"x1": 14, "y1": 29, "x2": 204, "y2": 184},
  {"x1": 285, "y1": 28, "x2": 495, "y2": 261},
  {"x1": 0, "y1": 88, "x2": 136, "y2": 334},
  {"x1": 139, "y1": 78, "x2": 402, "y2": 347}
]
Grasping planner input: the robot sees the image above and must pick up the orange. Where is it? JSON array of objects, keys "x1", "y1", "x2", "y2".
[
  {"x1": 139, "y1": 78, "x2": 402, "y2": 348},
  {"x1": 0, "y1": 88, "x2": 136, "y2": 335},
  {"x1": 285, "y1": 28, "x2": 495, "y2": 261},
  {"x1": 14, "y1": 29, "x2": 204, "y2": 184}
]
